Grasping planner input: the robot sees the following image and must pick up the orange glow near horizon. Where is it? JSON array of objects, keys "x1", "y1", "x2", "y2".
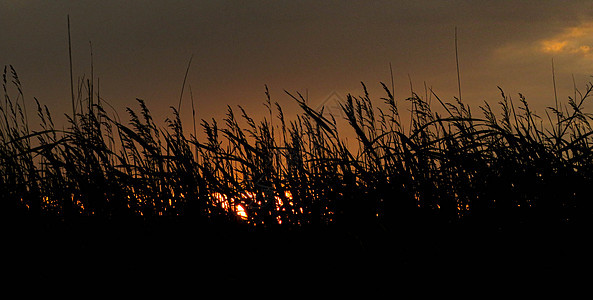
[
  {"x1": 236, "y1": 204, "x2": 248, "y2": 220},
  {"x1": 208, "y1": 189, "x2": 295, "y2": 223}
]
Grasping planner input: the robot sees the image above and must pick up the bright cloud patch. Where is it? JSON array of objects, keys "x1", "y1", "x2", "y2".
[
  {"x1": 539, "y1": 22, "x2": 593, "y2": 57},
  {"x1": 492, "y1": 21, "x2": 593, "y2": 74}
]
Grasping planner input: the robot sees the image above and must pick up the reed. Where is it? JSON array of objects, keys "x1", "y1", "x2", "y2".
[{"x1": 3, "y1": 64, "x2": 593, "y2": 240}]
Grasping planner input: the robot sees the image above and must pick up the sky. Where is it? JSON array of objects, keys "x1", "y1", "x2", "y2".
[{"x1": 2, "y1": 0, "x2": 593, "y2": 133}]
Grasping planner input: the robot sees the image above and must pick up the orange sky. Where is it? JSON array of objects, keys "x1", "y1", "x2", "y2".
[{"x1": 2, "y1": 1, "x2": 593, "y2": 135}]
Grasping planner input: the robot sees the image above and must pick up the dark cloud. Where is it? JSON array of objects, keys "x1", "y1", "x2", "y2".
[{"x1": 2, "y1": 0, "x2": 592, "y2": 127}]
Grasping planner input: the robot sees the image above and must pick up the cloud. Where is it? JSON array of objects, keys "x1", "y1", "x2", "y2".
[
  {"x1": 539, "y1": 22, "x2": 593, "y2": 58},
  {"x1": 492, "y1": 20, "x2": 593, "y2": 71}
]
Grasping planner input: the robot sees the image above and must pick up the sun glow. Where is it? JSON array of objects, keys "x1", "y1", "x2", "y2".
[
  {"x1": 236, "y1": 204, "x2": 248, "y2": 220},
  {"x1": 207, "y1": 189, "x2": 294, "y2": 223}
]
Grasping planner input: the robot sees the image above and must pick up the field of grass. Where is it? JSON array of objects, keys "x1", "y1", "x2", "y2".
[{"x1": 3, "y1": 64, "x2": 592, "y2": 287}]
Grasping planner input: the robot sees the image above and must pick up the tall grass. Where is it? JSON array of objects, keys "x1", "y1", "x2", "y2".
[{"x1": 2, "y1": 64, "x2": 593, "y2": 236}]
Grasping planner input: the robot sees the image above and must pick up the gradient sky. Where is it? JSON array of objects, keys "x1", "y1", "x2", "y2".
[{"x1": 2, "y1": 0, "x2": 593, "y2": 132}]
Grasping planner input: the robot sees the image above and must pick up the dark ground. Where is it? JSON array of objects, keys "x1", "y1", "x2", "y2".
[{"x1": 3, "y1": 214, "x2": 592, "y2": 295}]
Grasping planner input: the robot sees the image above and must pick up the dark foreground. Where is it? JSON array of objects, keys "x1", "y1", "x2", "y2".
[{"x1": 4, "y1": 215, "x2": 592, "y2": 294}]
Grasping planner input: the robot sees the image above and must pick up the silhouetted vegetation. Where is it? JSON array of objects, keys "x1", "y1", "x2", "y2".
[{"x1": 3, "y1": 65, "x2": 592, "y2": 285}]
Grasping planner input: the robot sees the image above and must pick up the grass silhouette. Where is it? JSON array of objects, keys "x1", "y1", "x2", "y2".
[{"x1": 2, "y1": 63, "x2": 592, "y2": 288}]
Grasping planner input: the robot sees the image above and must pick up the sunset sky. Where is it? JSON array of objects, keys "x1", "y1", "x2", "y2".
[{"x1": 2, "y1": 1, "x2": 593, "y2": 132}]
